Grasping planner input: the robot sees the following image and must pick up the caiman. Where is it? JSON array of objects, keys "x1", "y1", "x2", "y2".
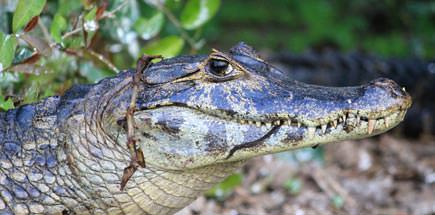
[{"x1": 0, "y1": 43, "x2": 411, "y2": 215}]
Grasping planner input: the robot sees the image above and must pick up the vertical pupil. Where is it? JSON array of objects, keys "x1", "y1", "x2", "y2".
[{"x1": 210, "y1": 60, "x2": 228, "y2": 75}]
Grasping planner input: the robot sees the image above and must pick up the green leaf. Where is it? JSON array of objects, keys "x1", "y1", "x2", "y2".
[
  {"x1": 58, "y1": 0, "x2": 81, "y2": 16},
  {"x1": 50, "y1": 13, "x2": 67, "y2": 43},
  {"x1": 180, "y1": 0, "x2": 220, "y2": 30},
  {"x1": 12, "y1": 0, "x2": 47, "y2": 33},
  {"x1": 206, "y1": 173, "x2": 243, "y2": 200},
  {"x1": 85, "y1": 7, "x2": 97, "y2": 21},
  {"x1": 142, "y1": 36, "x2": 184, "y2": 58},
  {"x1": 134, "y1": 13, "x2": 164, "y2": 40},
  {"x1": 0, "y1": 34, "x2": 18, "y2": 71},
  {"x1": 0, "y1": 96, "x2": 14, "y2": 111}
]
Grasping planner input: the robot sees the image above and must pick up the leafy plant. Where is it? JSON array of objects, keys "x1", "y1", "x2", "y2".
[{"x1": 0, "y1": 0, "x2": 221, "y2": 108}]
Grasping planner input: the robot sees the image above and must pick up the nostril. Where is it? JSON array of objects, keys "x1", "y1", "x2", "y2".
[{"x1": 370, "y1": 78, "x2": 408, "y2": 98}]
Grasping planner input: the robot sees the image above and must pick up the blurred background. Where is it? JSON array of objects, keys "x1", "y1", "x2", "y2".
[{"x1": 0, "y1": 0, "x2": 434, "y2": 214}]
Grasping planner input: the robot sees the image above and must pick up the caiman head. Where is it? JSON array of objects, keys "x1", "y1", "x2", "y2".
[
  {"x1": 105, "y1": 42, "x2": 411, "y2": 171},
  {"x1": 58, "y1": 42, "x2": 411, "y2": 214}
]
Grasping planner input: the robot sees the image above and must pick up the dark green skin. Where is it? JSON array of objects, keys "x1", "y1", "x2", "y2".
[{"x1": 0, "y1": 43, "x2": 411, "y2": 214}]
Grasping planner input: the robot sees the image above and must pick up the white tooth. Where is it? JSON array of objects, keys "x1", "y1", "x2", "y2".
[
  {"x1": 307, "y1": 127, "x2": 315, "y2": 138},
  {"x1": 256, "y1": 121, "x2": 262, "y2": 127},
  {"x1": 356, "y1": 115, "x2": 361, "y2": 125},
  {"x1": 266, "y1": 122, "x2": 272, "y2": 127},
  {"x1": 384, "y1": 118, "x2": 389, "y2": 127},
  {"x1": 274, "y1": 120, "x2": 281, "y2": 126},
  {"x1": 248, "y1": 120, "x2": 254, "y2": 125},
  {"x1": 342, "y1": 115, "x2": 347, "y2": 122},
  {"x1": 321, "y1": 124, "x2": 327, "y2": 134},
  {"x1": 240, "y1": 119, "x2": 246, "y2": 124},
  {"x1": 297, "y1": 122, "x2": 301, "y2": 128},
  {"x1": 283, "y1": 120, "x2": 289, "y2": 125},
  {"x1": 368, "y1": 119, "x2": 376, "y2": 134},
  {"x1": 400, "y1": 111, "x2": 406, "y2": 120}
]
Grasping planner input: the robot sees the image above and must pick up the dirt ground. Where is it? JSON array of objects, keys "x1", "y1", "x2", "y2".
[{"x1": 176, "y1": 135, "x2": 435, "y2": 215}]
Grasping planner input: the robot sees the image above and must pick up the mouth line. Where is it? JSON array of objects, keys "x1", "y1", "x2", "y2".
[
  {"x1": 225, "y1": 125, "x2": 280, "y2": 160},
  {"x1": 141, "y1": 102, "x2": 409, "y2": 136}
]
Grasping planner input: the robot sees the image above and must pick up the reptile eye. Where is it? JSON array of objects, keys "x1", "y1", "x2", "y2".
[{"x1": 208, "y1": 59, "x2": 233, "y2": 77}]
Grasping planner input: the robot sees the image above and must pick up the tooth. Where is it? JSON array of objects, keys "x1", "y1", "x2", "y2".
[
  {"x1": 368, "y1": 119, "x2": 376, "y2": 134},
  {"x1": 240, "y1": 119, "x2": 246, "y2": 124},
  {"x1": 307, "y1": 127, "x2": 315, "y2": 138},
  {"x1": 297, "y1": 122, "x2": 301, "y2": 128},
  {"x1": 342, "y1": 115, "x2": 347, "y2": 122},
  {"x1": 248, "y1": 120, "x2": 254, "y2": 125},
  {"x1": 356, "y1": 115, "x2": 361, "y2": 125},
  {"x1": 283, "y1": 120, "x2": 289, "y2": 125},
  {"x1": 332, "y1": 120, "x2": 337, "y2": 128},
  {"x1": 321, "y1": 124, "x2": 327, "y2": 134},
  {"x1": 266, "y1": 122, "x2": 272, "y2": 127},
  {"x1": 384, "y1": 118, "x2": 389, "y2": 127},
  {"x1": 400, "y1": 111, "x2": 406, "y2": 120},
  {"x1": 256, "y1": 121, "x2": 262, "y2": 127}
]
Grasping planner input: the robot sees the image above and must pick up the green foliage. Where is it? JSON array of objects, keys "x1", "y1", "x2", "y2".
[
  {"x1": 0, "y1": 33, "x2": 17, "y2": 70},
  {"x1": 12, "y1": 0, "x2": 46, "y2": 32},
  {"x1": 208, "y1": 0, "x2": 434, "y2": 58},
  {"x1": 143, "y1": 36, "x2": 185, "y2": 58},
  {"x1": 0, "y1": 96, "x2": 14, "y2": 111},
  {"x1": 50, "y1": 13, "x2": 67, "y2": 43},
  {"x1": 206, "y1": 173, "x2": 243, "y2": 200},
  {"x1": 0, "y1": 0, "x2": 218, "y2": 106},
  {"x1": 181, "y1": 0, "x2": 221, "y2": 30},
  {"x1": 134, "y1": 13, "x2": 165, "y2": 40},
  {"x1": 84, "y1": 7, "x2": 97, "y2": 21}
]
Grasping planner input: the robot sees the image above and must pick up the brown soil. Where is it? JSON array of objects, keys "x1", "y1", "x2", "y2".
[{"x1": 177, "y1": 135, "x2": 435, "y2": 215}]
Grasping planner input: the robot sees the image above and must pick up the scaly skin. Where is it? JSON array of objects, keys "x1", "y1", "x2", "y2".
[{"x1": 0, "y1": 43, "x2": 411, "y2": 214}]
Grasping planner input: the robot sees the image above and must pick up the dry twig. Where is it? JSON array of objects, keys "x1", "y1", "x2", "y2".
[{"x1": 120, "y1": 54, "x2": 162, "y2": 190}]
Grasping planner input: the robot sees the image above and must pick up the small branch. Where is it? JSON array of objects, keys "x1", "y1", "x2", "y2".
[
  {"x1": 85, "y1": 49, "x2": 120, "y2": 73},
  {"x1": 120, "y1": 54, "x2": 162, "y2": 190},
  {"x1": 38, "y1": 20, "x2": 53, "y2": 44},
  {"x1": 101, "y1": 0, "x2": 129, "y2": 19},
  {"x1": 62, "y1": 28, "x2": 82, "y2": 40},
  {"x1": 155, "y1": 2, "x2": 198, "y2": 53},
  {"x1": 62, "y1": 0, "x2": 128, "y2": 40}
]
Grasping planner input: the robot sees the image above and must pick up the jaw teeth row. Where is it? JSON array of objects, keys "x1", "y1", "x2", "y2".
[{"x1": 234, "y1": 110, "x2": 405, "y2": 136}]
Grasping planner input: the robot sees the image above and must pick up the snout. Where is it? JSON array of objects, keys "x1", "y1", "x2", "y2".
[
  {"x1": 369, "y1": 78, "x2": 411, "y2": 101},
  {"x1": 355, "y1": 78, "x2": 412, "y2": 116}
]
